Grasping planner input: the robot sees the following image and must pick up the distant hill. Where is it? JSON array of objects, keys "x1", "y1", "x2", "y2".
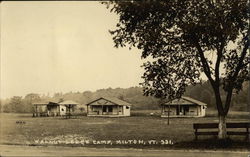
[{"x1": 185, "y1": 81, "x2": 249, "y2": 111}]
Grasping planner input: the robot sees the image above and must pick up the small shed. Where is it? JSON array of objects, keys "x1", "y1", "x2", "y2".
[
  {"x1": 33, "y1": 102, "x2": 48, "y2": 117},
  {"x1": 86, "y1": 97, "x2": 131, "y2": 117},
  {"x1": 59, "y1": 100, "x2": 78, "y2": 117},
  {"x1": 47, "y1": 101, "x2": 65, "y2": 116},
  {"x1": 161, "y1": 96, "x2": 207, "y2": 118}
]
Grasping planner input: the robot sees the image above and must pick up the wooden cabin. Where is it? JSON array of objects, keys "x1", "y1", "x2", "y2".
[
  {"x1": 86, "y1": 97, "x2": 131, "y2": 117},
  {"x1": 47, "y1": 101, "x2": 66, "y2": 116},
  {"x1": 59, "y1": 100, "x2": 78, "y2": 117},
  {"x1": 33, "y1": 100, "x2": 78, "y2": 117},
  {"x1": 161, "y1": 96, "x2": 207, "y2": 118}
]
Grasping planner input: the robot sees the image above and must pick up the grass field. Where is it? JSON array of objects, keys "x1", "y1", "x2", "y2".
[{"x1": 0, "y1": 110, "x2": 249, "y2": 149}]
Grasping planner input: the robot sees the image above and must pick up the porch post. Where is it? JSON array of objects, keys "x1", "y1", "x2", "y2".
[
  {"x1": 117, "y1": 105, "x2": 119, "y2": 115},
  {"x1": 197, "y1": 106, "x2": 199, "y2": 116},
  {"x1": 67, "y1": 106, "x2": 70, "y2": 119},
  {"x1": 101, "y1": 105, "x2": 103, "y2": 115},
  {"x1": 179, "y1": 105, "x2": 180, "y2": 116},
  {"x1": 58, "y1": 105, "x2": 60, "y2": 116}
]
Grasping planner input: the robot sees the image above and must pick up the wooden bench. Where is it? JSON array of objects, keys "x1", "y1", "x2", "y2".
[{"x1": 193, "y1": 122, "x2": 250, "y2": 140}]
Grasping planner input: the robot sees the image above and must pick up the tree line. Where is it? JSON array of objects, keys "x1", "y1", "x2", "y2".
[{"x1": 1, "y1": 81, "x2": 248, "y2": 113}]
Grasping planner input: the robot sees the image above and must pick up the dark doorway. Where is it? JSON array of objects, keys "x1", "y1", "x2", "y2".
[
  {"x1": 108, "y1": 106, "x2": 113, "y2": 113},
  {"x1": 176, "y1": 106, "x2": 180, "y2": 115},
  {"x1": 103, "y1": 106, "x2": 107, "y2": 113},
  {"x1": 183, "y1": 106, "x2": 189, "y2": 115}
]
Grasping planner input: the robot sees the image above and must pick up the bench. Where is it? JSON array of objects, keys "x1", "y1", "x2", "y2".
[{"x1": 193, "y1": 122, "x2": 250, "y2": 140}]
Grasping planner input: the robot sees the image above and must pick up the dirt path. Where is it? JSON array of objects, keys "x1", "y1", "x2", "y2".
[{"x1": 0, "y1": 145, "x2": 249, "y2": 157}]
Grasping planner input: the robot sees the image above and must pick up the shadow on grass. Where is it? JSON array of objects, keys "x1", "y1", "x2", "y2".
[
  {"x1": 2, "y1": 138, "x2": 249, "y2": 152},
  {"x1": 174, "y1": 138, "x2": 250, "y2": 150}
]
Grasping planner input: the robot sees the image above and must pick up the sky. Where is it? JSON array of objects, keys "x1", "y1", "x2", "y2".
[{"x1": 0, "y1": 1, "x2": 145, "y2": 99}]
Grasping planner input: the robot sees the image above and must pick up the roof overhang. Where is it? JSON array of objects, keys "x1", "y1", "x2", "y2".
[
  {"x1": 161, "y1": 103, "x2": 202, "y2": 106},
  {"x1": 86, "y1": 97, "x2": 132, "y2": 106}
]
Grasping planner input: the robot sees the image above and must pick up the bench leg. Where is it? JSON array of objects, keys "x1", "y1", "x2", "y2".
[
  {"x1": 245, "y1": 136, "x2": 249, "y2": 141},
  {"x1": 246, "y1": 128, "x2": 249, "y2": 141},
  {"x1": 195, "y1": 129, "x2": 198, "y2": 140},
  {"x1": 213, "y1": 135, "x2": 218, "y2": 139}
]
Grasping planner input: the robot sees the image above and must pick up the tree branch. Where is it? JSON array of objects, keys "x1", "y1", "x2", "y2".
[
  {"x1": 231, "y1": 35, "x2": 250, "y2": 82},
  {"x1": 214, "y1": 39, "x2": 225, "y2": 84},
  {"x1": 224, "y1": 34, "x2": 250, "y2": 115},
  {"x1": 191, "y1": 34, "x2": 226, "y2": 114},
  {"x1": 192, "y1": 35, "x2": 215, "y2": 85}
]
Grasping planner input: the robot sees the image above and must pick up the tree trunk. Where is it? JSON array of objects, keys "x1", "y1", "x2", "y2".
[{"x1": 218, "y1": 114, "x2": 227, "y2": 139}]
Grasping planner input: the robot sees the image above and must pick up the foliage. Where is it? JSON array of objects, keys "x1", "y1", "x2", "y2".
[
  {"x1": 103, "y1": 0, "x2": 250, "y2": 118},
  {"x1": 1, "y1": 82, "x2": 248, "y2": 113},
  {"x1": 3, "y1": 96, "x2": 24, "y2": 113}
]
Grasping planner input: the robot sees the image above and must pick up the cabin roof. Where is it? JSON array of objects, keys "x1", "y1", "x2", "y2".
[
  {"x1": 59, "y1": 100, "x2": 78, "y2": 105},
  {"x1": 32, "y1": 102, "x2": 48, "y2": 105},
  {"x1": 33, "y1": 101, "x2": 58, "y2": 105},
  {"x1": 47, "y1": 101, "x2": 60, "y2": 106},
  {"x1": 86, "y1": 96, "x2": 132, "y2": 106},
  {"x1": 33, "y1": 100, "x2": 78, "y2": 106},
  {"x1": 163, "y1": 96, "x2": 207, "y2": 106}
]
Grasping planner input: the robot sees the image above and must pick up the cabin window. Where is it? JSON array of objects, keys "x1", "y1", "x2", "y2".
[
  {"x1": 126, "y1": 106, "x2": 130, "y2": 109},
  {"x1": 61, "y1": 108, "x2": 64, "y2": 111},
  {"x1": 203, "y1": 106, "x2": 205, "y2": 109}
]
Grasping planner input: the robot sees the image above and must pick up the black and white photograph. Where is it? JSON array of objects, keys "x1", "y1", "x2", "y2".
[{"x1": 0, "y1": 1, "x2": 249, "y2": 156}]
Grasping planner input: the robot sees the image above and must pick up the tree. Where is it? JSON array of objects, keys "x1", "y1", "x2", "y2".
[
  {"x1": 104, "y1": 0, "x2": 250, "y2": 139},
  {"x1": 7, "y1": 96, "x2": 24, "y2": 113},
  {"x1": 24, "y1": 93, "x2": 41, "y2": 112}
]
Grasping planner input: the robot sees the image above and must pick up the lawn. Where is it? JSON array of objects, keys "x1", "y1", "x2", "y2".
[{"x1": 0, "y1": 111, "x2": 249, "y2": 149}]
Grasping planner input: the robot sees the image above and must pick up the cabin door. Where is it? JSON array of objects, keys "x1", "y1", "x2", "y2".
[
  {"x1": 183, "y1": 106, "x2": 189, "y2": 115},
  {"x1": 176, "y1": 106, "x2": 180, "y2": 115},
  {"x1": 108, "y1": 106, "x2": 113, "y2": 114},
  {"x1": 102, "y1": 106, "x2": 107, "y2": 114},
  {"x1": 103, "y1": 106, "x2": 113, "y2": 114}
]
